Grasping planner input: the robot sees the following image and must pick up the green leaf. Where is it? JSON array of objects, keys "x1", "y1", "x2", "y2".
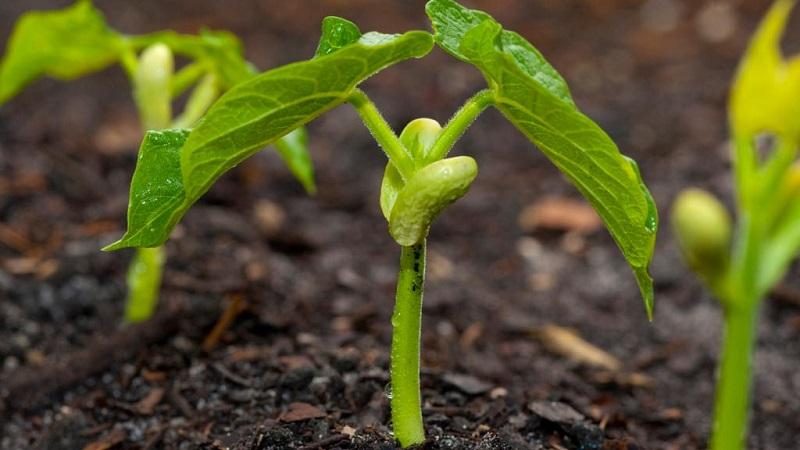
[
  {"x1": 0, "y1": 0, "x2": 126, "y2": 104},
  {"x1": 730, "y1": 0, "x2": 800, "y2": 142},
  {"x1": 389, "y1": 156, "x2": 478, "y2": 246},
  {"x1": 274, "y1": 128, "x2": 317, "y2": 194},
  {"x1": 426, "y1": 1, "x2": 657, "y2": 317},
  {"x1": 104, "y1": 129, "x2": 189, "y2": 251},
  {"x1": 107, "y1": 30, "x2": 434, "y2": 250},
  {"x1": 134, "y1": 29, "x2": 317, "y2": 197},
  {"x1": 425, "y1": 0, "x2": 572, "y2": 104},
  {"x1": 315, "y1": 17, "x2": 362, "y2": 57},
  {"x1": 180, "y1": 30, "x2": 432, "y2": 200}
]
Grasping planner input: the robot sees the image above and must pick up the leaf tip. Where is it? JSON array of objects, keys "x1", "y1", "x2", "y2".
[
  {"x1": 315, "y1": 16, "x2": 362, "y2": 58},
  {"x1": 633, "y1": 266, "x2": 655, "y2": 321},
  {"x1": 302, "y1": 178, "x2": 317, "y2": 196},
  {"x1": 402, "y1": 30, "x2": 436, "y2": 56},
  {"x1": 101, "y1": 239, "x2": 127, "y2": 252}
]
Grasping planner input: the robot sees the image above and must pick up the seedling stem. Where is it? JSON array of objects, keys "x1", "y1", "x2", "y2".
[{"x1": 391, "y1": 242, "x2": 427, "y2": 447}]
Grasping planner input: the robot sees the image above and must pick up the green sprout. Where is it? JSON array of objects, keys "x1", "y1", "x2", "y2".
[
  {"x1": 105, "y1": 0, "x2": 658, "y2": 446},
  {"x1": 0, "y1": 0, "x2": 315, "y2": 323},
  {"x1": 671, "y1": 1, "x2": 800, "y2": 448}
]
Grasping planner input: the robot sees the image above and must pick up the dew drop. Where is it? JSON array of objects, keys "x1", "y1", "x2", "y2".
[
  {"x1": 644, "y1": 193, "x2": 658, "y2": 234},
  {"x1": 645, "y1": 212, "x2": 657, "y2": 234}
]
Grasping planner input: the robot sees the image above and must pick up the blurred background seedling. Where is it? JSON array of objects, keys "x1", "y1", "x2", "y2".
[
  {"x1": 0, "y1": 0, "x2": 315, "y2": 323},
  {"x1": 672, "y1": 1, "x2": 800, "y2": 448}
]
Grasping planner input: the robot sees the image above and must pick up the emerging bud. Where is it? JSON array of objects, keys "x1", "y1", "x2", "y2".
[
  {"x1": 399, "y1": 118, "x2": 442, "y2": 162},
  {"x1": 389, "y1": 156, "x2": 478, "y2": 246},
  {"x1": 381, "y1": 118, "x2": 444, "y2": 219},
  {"x1": 134, "y1": 43, "x2": 174, "y2": 130},
  {"x1": 672, "y1": 189, "x2": 732, "y2": 279}
]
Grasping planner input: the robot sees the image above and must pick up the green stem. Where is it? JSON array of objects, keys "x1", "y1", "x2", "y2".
[
  {"x1": 125, "y1": 246, "x2": 166, "y2": 323},
  {"x1": 759, "y1": 138, "x2": 797, "y2": 231},
  {"x1": 125, "y1": 44, "x2": 173, "y2": 323},
  {"x1": 172, "y1": 74, "x2": 220, "y2": 128},
  {"x1": 170, "y1": 62, "x2": 208, "y2": 98},
  {"x1": 120, "y1": 45, "x2": 139, "y2": 81},
  {"x1": 391, "y1": 242, "x2": 427, "y2": 448},
  {"x1": 710, "y1": 303, "x2": 759, "y2": 450},
  {"x1": 711, "y1": 181, "x2": 762, "y2": 448},
  {"x1": 733, "y1": 134, "x2": 757, "y2": 212},
  {"x1": 759, "y1": 138, "x2": 796, "y2": 197},
  {"x1": 348, "y1": 89, "x2": 415, "y2": 180},
  {"x1": 426, "y1": 89, "x2": 494, "y2": 163}
]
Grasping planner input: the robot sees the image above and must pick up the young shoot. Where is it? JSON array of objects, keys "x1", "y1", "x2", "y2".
[
  {"x1": 0, "y1": 0, "x2": 316, "y2": 323},
  {"x1": 672, "y1": 1, "x2": 800, "y2": 448},
  {"x1": 106, "y1": 0, "x2": 658, "y2": 446}
]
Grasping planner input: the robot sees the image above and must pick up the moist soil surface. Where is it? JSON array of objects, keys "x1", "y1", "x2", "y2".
[{"x1": 1, "y1": 0, "x2": 799, "y2": 449}]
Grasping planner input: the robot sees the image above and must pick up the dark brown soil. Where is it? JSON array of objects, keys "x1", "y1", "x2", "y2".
[{"x1": 1, "y1": 0, "x2": 799, "y2": 449}]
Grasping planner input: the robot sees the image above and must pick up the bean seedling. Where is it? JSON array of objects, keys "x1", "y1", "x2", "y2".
[
  {"x1": 0, "y1": 0, "x2": 315, "y2": 323},
  {"x1": 106, "y1": 0, "x2": 658, "y2": 446},
  {"x1": 672, "y1": 1, "x2": 800, "y2": 448}
]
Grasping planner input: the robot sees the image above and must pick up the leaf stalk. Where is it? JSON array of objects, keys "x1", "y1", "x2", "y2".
[
  {"x1": 348, "y1": 89, "x2": 416, "y2": 180},
  {"x1": 426, "y1": 89, "x2": 494, "y2": 163}
]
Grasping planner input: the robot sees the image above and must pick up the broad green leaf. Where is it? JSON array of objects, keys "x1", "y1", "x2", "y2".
[
  {"x1": 389, "y1": 156, "x2": 477, "y2": 246},
  {"x1": 426, "y1": 2, "x2": 657, "y2": 317},
  {"x1": 107, "y1": 30, "x2": 433, "y2": 250},
  {"x1": 0, "y1": 0, "x2": 126, "y2": 104},
  {"x1": 730, "y1": 0, "x2": 800, "y2": 142},
  {"x1": 105, "y1": 129, "x2": 190, "y2": 251},
  {"x1": 180, "y1": 31, "x2": 432, "y2": 201},
  {"x1": 134, "y1": 29, "x2": 317, "y2": 196},
  {"x1": 425, "y1": 0, "x2": 572, "y2": 104},
  {"x1": 315, "y1": 17, "x2": 362, "y2": 57},
  {"x1": 274, "y1": 128, "x2": 317, "y2": 194}
]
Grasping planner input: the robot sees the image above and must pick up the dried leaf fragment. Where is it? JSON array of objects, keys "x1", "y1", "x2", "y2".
[
  {"x1": 279, "y1": 402, "x2": 326, "y2": 422},
  {"x1": 534, "y1": 324, "x2": 622, "y2": 371},
  {"x1": 518, "y1": 196, "x2": 602, "y2": 234}
]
